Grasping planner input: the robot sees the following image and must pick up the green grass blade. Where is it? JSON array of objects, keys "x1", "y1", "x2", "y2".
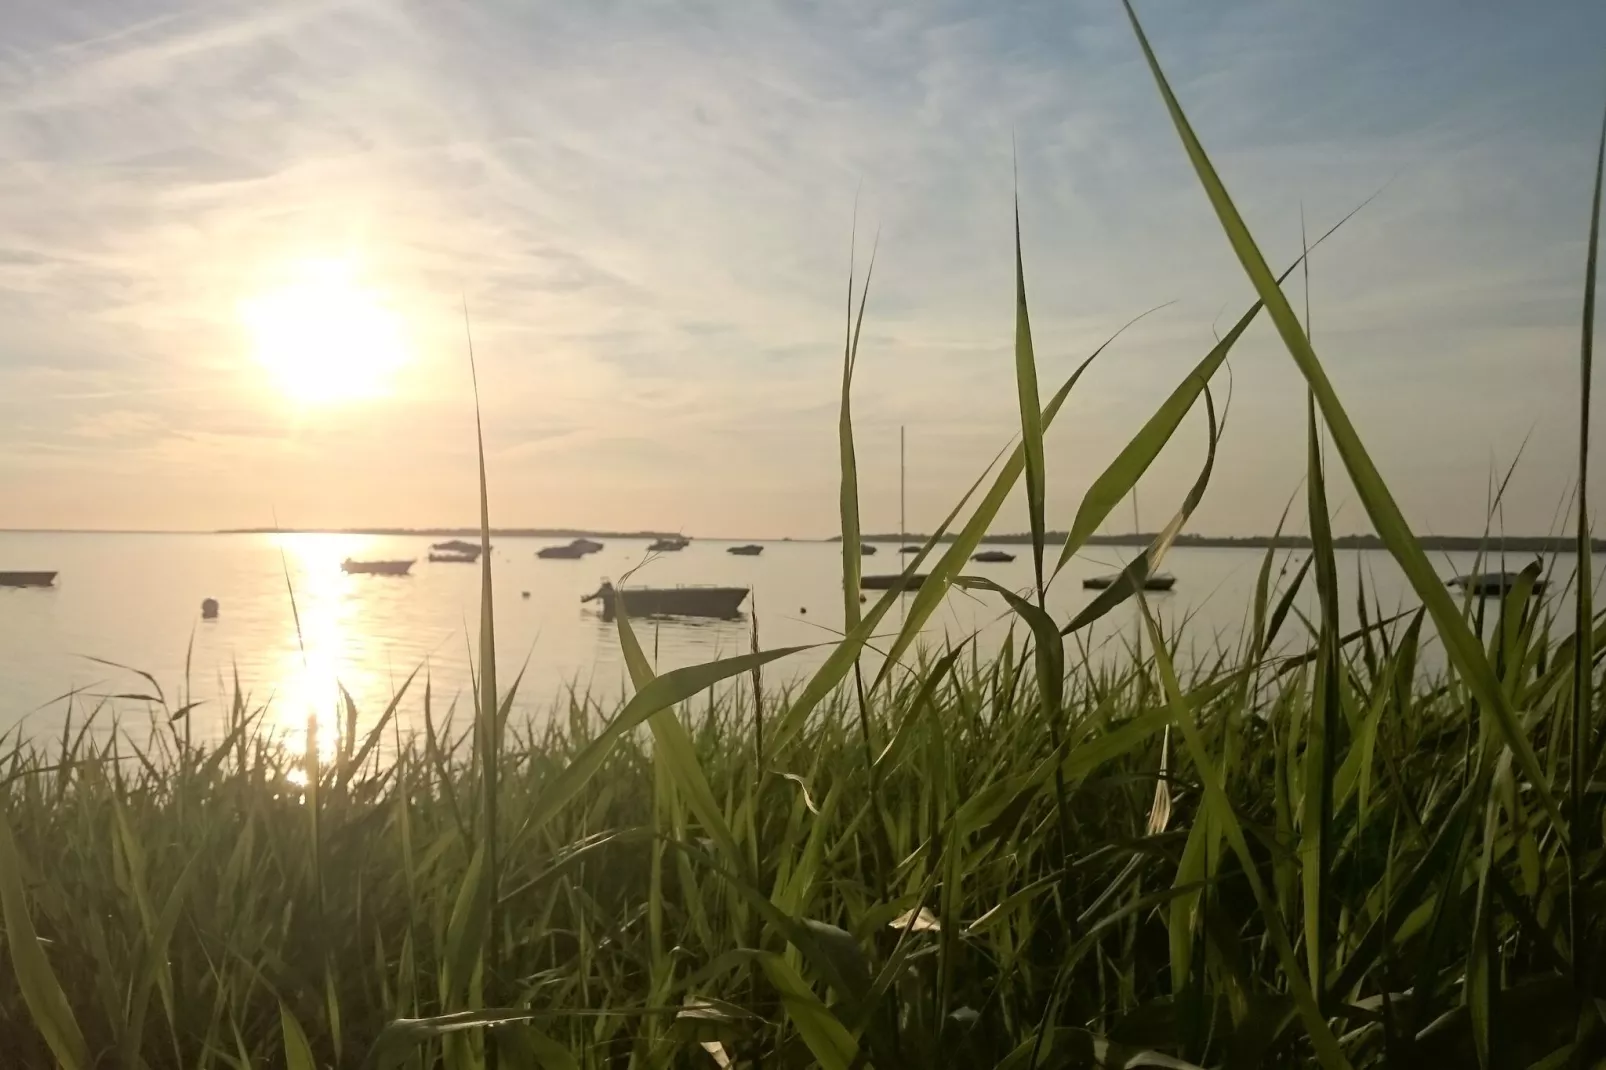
[
  {"x1": 873, "y1": 308, "x2": 1164, "y2": 688},
  {"x1": 1062, "y1": 386, "x2": 1219, "y2": 635},
  {"x1": 0, "y1": 813, "x2": 89, "y2": 1070},
  {"x1": 1051, "y1": 207, "x2": 1371, "y2": 582},
  {"x1": 1570, "y1": 99, "x2": 1603, "y2": 973},
  {"x1": 510, "y1": 646, "x2": 809, "y2": 848},
  {"x1": 280, "y1": 1003, "x2": 318, "y2": 1070},
  {"x1": 1013, "y1": 191, "x2": 1048, "y2": 599},
  {"x1": 839, "y1": 234, "x2": 876, "y2": 630},
  {"x1": 1301, "y1": 394, "x2": 1340, "y2": 1000},
  {"x1": 1119, "y1": 0, "x2": 1561, "y2": 832},
  {"x1": 1138, "y1": 597, "x2": 1353, "y2": 1070},
  {"x1": 613, "y1": 588, "x2": 747, "y2": 871},
  {"x1": 462, "y1": 303, "x2": 502, "y2": 1016}
]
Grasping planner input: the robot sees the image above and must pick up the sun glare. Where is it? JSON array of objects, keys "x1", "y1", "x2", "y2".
[{"x1": 241, "y1": 259, "x2": 408, "y2": 405}]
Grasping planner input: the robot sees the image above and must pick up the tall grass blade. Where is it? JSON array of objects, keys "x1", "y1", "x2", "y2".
[
  {"x1": 1119, "y1": 0, "x2": 1561, "y2": 831},
  {"x1": 462, "y1": 302, "x2": 501, "y2": 1027},
  {"x1": 1570, "y1": 100, "x2": 1604, "y2": 975},
  {"x1": 1063, "y1": 386, "x2": 1219, "y2": 635},
  {"x1": 840, "y1": 232, "x2": 876, "y2": 630},
  {"x1": 1013, "y1": 187, "x2": 1049, "y2": 599},
  {"x1": 1138, "y1": 598, "x2": 1352, "y2": 1069},
  {"x1": 0, "y1": 814, "x2": 89, "y2": 1070}
]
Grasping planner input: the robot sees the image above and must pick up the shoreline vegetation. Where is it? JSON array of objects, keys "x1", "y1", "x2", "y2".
[{"x1": 3, "y1": 7, "x2": 1605, "y2": 1069}]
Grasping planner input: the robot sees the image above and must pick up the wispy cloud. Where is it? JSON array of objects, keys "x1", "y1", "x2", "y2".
[{"x1": 0, "y1": 0, "x2": 1602, "y2": 535}]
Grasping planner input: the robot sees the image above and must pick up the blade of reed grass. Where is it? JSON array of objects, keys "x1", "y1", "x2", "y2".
[
  {"x1": 1138, "y1": 596, "x2": 1353, "y2": 1070},
  {"x1": 509, "y1": 647, "x2": 808, "y2": 849},
  {"x1": 1302, "y1": 393, "x2": 1341, "y2": 1001},
  {"x1": 462, "y1": 303, "x2": 501, "y2": 1026},
  {"x1": 840, "y1": 231, "x2": 876, "y2": 631},
  {"x1": 1062, "y1": 386, "x2": 1218, "y2": 635},
  {"x1": 613, "y1": 587, "x2": 747, "y2": 871},
  {"x1": 1013, "y1": 186, "x2": 1049, "y2": 600},
  {"x1": 1119, "y1": 0, "x2": 1561, "y2": 832},
  {"x1": 1569, "y1": 100, "x2": 1604, "y2": 978},
  {"x1": 0, "y1": 813, "x2": 89, "y2": 1070},
  {"x1": 1050, "y1": 201, "x2": 1374, "y2": 583},
  {"x1": 872, "y1": 306, "x2": 1167, "y2": 691},
  {"x1": 281, "y1": 1003, "x2": 318, "y2": 1070}
]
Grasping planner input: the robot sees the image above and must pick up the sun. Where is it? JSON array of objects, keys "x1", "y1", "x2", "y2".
[{"x1": 241, "y1": 259, "x2": 409, "y2": 405}]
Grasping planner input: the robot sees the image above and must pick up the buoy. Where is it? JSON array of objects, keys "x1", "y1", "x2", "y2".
[
  {"x1": 521, "y1": 591, "x2": 531, "y2": 598},
  {"x1": 800, "y1": 606, "x2": 807, "y2": 614},
  {"x1": 201, "y1": 597, "x2": 219, "y2": 620}
]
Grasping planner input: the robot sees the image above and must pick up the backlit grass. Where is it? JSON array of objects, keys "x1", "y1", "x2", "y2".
[{"x1": 3, "y1": 6, "x2": 1605, "y2": 1067}]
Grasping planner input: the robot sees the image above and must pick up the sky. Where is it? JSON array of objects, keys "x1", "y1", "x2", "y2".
[{"x1": 0, "y1": 0, "x2": 1603, "y2": 539}]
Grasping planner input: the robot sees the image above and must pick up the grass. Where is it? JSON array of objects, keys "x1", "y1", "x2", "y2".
[{"x1": 4, "y1": 6, "x2": 1606, "y2": 1067}]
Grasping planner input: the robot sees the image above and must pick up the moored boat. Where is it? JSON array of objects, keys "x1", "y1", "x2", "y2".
[
  {"x1": 583, "y1": 582, "x2": 748, "y2": 619},
  {"x1": 862, "y1": 573, "x2": 928, "y2": 591},
  {"x1": 860, "y1": 544, "x2": 878, "y2": 555},
  {"x1": 1449, "y1": 571, "x2": 1546, "y2": 597},
  {"x1": 972, "y1": 550, "x2": 1016, "y2": 563},
  {"x1": 900, "y1": 546, "x2": 921, "y2": 554},
  {"x1": 342, "y1": 559, "x2": 414, "y2": 576},
  {"x1": 1082, "y1": 572, "x2": 1174, "y2": 592},
  {"x1": 0, "y1": 571, "x2": 56, "y2": 588},
  {"x1": 429, "y1": 551, "x2": 479, "y2": 564},
  {"x1": 540, "y1": 539, "x2": 602, "y2": 559},
  {"x1": 648, "y1": 536, "x2": 689, "y2": 552},
  {"x1": 727, "y1": 544, "x2": 763, "y2": 556},
  {"x1": 431, "y1": 539, "x2": 484, "y2": 555}
]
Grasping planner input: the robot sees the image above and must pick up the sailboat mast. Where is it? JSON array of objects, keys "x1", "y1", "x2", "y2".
[{"x1": 900, "y1": 425, "x2": 906, "y2": 544}]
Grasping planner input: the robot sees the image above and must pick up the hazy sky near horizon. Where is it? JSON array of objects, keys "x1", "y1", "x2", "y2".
[{"x1": 1, "y1": 0, "x2": 1604, "y2": 538}]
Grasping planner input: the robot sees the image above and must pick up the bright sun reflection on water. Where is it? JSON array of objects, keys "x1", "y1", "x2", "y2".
[{"x1": 269, "y1": 533, "x2": 394, "y2": 773}]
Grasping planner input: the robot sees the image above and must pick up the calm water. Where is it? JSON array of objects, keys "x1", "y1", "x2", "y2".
[{"x1": 0, "y1": 532, "x2": 1578, "y2": 752}]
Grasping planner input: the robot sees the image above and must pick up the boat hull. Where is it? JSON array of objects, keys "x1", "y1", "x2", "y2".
[
  {"x1": 862, "y1": 573, "x2": 927, "y2": 591},
  {"x1": 1449, "y1": 573, "x2": 1546, "y2": 598},
  {"x1": 972, "y1": 551, "x2": 1016, "y2": 563},
  {"x1": 727, "y1": 545, "x2": 764, "y2": 556},
  {"x1": 429, "y1": 553, "x2": 479, "y2": 564},
  {"x1": 0, "y1": 571, "x2": 56, "y2": 588},
  {"x1": 1082, "y1": 573, "x2": 1174, "y2": 592},
  {"x1": 538, "y1": 545, "x2": 591, "y2": 559},
  {"x1": 590, "y1": 586, "x2": 749, "y2": 619},
  {"x1": 342, "y1": 560, "x2": 414, "y2": 576}
]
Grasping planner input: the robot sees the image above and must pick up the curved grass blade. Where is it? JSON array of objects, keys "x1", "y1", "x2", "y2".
[
  {"x1": 1052, "y1": 203, "x2": 1376, "y2": 582},
  {"x1": 1138, "y1": 596, "x2": 1353, "y2": 1069},
  {"x1": 1570, "y1": 99, "x2": 1604, "y2": 971},
  {"x1": 840, "y1": 232, "x2": 876, "y2": 630},
  {"x1": 1063, "y1": 385, "x2": 1219, "y2": 635},
  {"x1": 613, "y1": 585, "x2": 746, "y2": 871},
  {"x1": 1119, "y1": 0, "x2": 1561, "y2": 832},
  {"x1": 1014, "y1": 188, "x2": 1048, "y2": 599},
  {"x1": 0, "y1": 814, "x2": 89, "y2": 1070},
  {"x1": 510, "y1": 645, "x2": 810, "y2": 848},
  {"x1": 872, "y1": 305, "x2": 1168, "y2": 690}
]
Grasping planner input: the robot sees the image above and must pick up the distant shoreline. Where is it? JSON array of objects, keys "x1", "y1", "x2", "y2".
[
  {"x1": 1, "y1": 527, "x2": 1597, "y2": 553},
  {"x1": 856, "y1": 532, "x2": 1606, "y2": 553}
]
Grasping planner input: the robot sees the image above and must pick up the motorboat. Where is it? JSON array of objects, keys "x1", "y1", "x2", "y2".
[
  {"x1": 1082, "y1": 572, "x2": 1174, "y2": 592},
  {"x1": 342, "y1": 559, "x2": 414, "y2": 576},
  {"x1": 582, "y1": 581, "x2": 748, "y2": 619},
  {"x1": 0, "y1": 571, "x2": 56, "y2": 588},
  {"x1": 1449, "y1": 571, "x2": 1547, "y2": 597}
]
